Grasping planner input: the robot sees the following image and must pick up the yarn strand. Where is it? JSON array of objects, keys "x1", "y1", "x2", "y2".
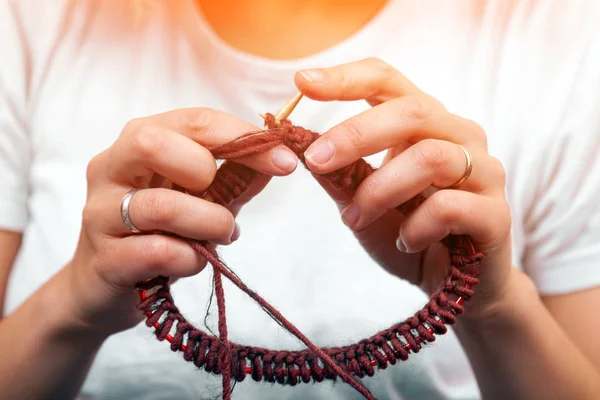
[
  {"x1": 192, "y1": 242, "x2": 375, "y2": 400},
  {"x1": 212, "y1": 267, "x2": 233, "y2": 398}
]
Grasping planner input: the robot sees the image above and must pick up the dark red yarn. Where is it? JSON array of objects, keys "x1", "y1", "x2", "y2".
[{"x1": 136, "y1": 114, "x2": 483, "y2": 400}]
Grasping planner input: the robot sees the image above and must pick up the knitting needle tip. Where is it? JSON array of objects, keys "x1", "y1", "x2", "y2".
[
  {"x1": 260, "y1": 92, "x2": 304, "y2": 128},
  {"x1": 274, "y1": 92, "x2": 303, "y2": 122}
]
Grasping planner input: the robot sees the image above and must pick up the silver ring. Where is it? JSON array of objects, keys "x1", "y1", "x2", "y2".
[{"x1": 120, "y1": 189, "x2": 141, "y2": 234}]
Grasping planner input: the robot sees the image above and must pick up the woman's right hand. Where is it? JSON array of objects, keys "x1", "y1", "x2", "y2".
[{"x1": 63, "y1": 108, "x2": 298, "y2": 335}]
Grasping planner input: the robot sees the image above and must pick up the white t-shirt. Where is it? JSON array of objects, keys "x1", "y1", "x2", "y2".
[{"x1": 2, "y1": 1, "x2": 600, "y2": 399}]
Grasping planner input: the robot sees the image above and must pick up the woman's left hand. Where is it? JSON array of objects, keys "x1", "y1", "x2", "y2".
[{"x1": 295, "y1": 58, "x2": 515, "y2": 317}]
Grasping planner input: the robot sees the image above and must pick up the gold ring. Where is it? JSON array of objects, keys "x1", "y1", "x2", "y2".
[{"x1": 449, "y1": 145, "x2": 473, "y2": 188}]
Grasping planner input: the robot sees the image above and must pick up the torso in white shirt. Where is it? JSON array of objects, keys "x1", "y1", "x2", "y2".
[{"x1": 1, "y1": 1, "x2": 599, "y2": 399}]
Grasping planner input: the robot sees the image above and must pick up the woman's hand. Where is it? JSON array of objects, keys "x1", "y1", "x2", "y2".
[
  {"x1": 295, "y1": 58, "x2": 514, "y2": 317},
  {"x1": 64, "y1": 108, "x2": 298, "y2": 335}
]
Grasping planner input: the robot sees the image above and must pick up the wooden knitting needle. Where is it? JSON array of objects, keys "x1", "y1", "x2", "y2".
[
  {"x1": 203, "y1": 92, "x2": 304, "y2": 203},
  {"x1": 259, "y1": 92, "x2": 304, "y2": 127}
]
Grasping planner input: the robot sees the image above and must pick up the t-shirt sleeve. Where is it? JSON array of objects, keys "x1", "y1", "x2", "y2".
[
  {"x1": 0, "y1": 1, "x2": 31, "y2": 232},
  {"x1": 522, "y1": 34, "x2": 600, "y2": 295}
]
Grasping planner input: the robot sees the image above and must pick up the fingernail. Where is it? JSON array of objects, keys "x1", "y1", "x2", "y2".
[
  {"x1": 341, "y1": 202, "x2": 360, "y2": 227},
  {"x1": 299, "y1": 69, "x2": 324, "y2": 83},
  {"x1": 305, "y1": 140, "x2": 335, "y2": 165},
  {"x1": 396, "y1": 237, "x2": 407, "y2": 252},
  {"x1": 230, "y1": 223, "x2": 240, "y2": 242},
  {"x1": 272, "y1": 148, "x2": 298, "y2": 172}
]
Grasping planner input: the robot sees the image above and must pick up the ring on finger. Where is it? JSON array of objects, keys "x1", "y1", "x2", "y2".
[
  {"x1": 120, "y1": 188, "x2": 142, "y2": 234},
  {"x1": 449, "y1": 145, "x2": 473, "y2": 189}
]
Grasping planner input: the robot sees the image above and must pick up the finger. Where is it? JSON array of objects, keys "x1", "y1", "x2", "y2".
[
  {"x1": 304, "y1": 96, "x2": 487, "y2": 173},
  {"x1": 107, "y1": 126, "x2": 218, "y2": 193},
  {"x1": 97, "y1": 234, "x2": 208, "y2": 287},
  {"x1": 101, "y1": 187, "x2": 238, "y2": 245},
  {"x1": 142, "y1": 108, "x2": 298, "y2": 175},
  {"x1": 233, "y1": 144, "x2": 298, "y2": 176},
  {"x1": 107, "y1": 124, "x2": 295, "y2": 195},
  {"x1": 342, "y1": 140, "x2": 498, "y2": 230},
  {"x1": 295, "y1": 58, "x2": 422, "y2": 106},
  {"x1": 396, "y1": 190, "x2": 511, "y2": 254}
]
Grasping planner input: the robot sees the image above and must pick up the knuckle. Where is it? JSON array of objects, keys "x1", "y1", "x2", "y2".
[
  {"x1": 338, "y1": 118, "x2": 368, "y2": 150},
  {"x1": 129, "y1": 126, "x2": 166, "y2": 160},
  {"x1": 489, "y1": 156, "x2": 507, "y2": 185},
  {"x1": 121, "y1": 118, "x2": 145, "y2": 137},
  {"x1": 424, "y1": 94, "x2": 446, "y2": 111},
  {"x1": 401, "y1": 95, "x2": 432, "y2": 126},
  {"x1": 364, "y1": 56, "x2": 381, "y2": 65},
  {"x1": 335, "y1": 68, "x2": 352, "y2": 93},
  {"x1": 139, "y1": 191, "x2": 177, "y2": 225},
  {"x1": 81, "y1": 200, "x2": 102, "y2": 229},
  {"x1": 181, "y1": 107, "x2": 214, "y2": 138},
  {"x1": 429, "y1": 191, "x2": 463, "y2": 224},
  {"x1": 139, "y1": 237, "x2": 177, "y2": 269},
  {"x1": 469, "y1": 120, "x2": 488, "y2": 147},
  {"x1": 475, "y1": 125, "x2": 487, "y2": 142},
  {"x1": 473, "y1": 129, "x2": 488, "y2": 150},
  {"x1": 414, "y1": 139, "x2": 452, "y2": 172},
  {"x1": 366, "y1": 57, "x2": 399, "y2": 87},
  {"x1": 85, "y1": 152, "x2": 105, "y2": 184},
  {"x1": 366, "y1": 57, "x2": 394, "y2": 74}
]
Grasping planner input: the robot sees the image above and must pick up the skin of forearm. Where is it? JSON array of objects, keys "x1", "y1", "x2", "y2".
[
  {"x1": 0, "y1": 268, "x2": 107, "y2": 399},
  {"x1": 454, "y1": 270, "x2": 600, "y2": 400}
]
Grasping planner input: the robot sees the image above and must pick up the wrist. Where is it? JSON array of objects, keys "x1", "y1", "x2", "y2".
[
  {"x1": 39, "y1": 265, "x2": 110, "y2": 346},
  {"x1": 455, "y1": 268, "x2": 540, "y2": 336}
]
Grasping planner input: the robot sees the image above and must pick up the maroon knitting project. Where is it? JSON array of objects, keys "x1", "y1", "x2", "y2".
[{"x1": 136, "y1": 115, "x2": 483, "y2": 400}]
